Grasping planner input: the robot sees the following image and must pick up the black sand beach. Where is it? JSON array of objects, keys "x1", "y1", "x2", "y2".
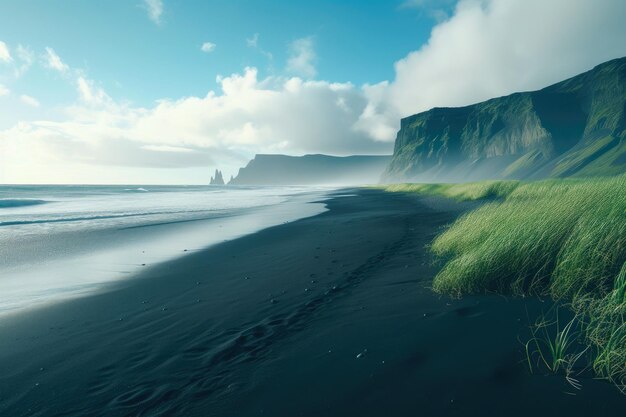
[{"x1": 0, "y1": 189, "x2": 623, "y2": 416}]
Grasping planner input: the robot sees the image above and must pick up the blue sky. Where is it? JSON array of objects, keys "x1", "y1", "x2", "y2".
[
  {"x1": 0, "y1": 0, "x2": 446, "y2": 111},
  {"x1": 0, "y1": 0, "x2": 625, "y2": 184}
]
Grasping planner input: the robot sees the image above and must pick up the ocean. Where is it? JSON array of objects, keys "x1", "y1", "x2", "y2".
[{"x1": 0, "y1": 185, "x2": 328, "y2": 316}]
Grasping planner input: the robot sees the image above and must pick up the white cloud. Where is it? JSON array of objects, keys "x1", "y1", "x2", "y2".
[
  {"x1": 246, "y1": 33, "x2": 259, "y2": 48},
  {"x1": 246, "y1": 33, "x2": 273, "y2": 61},
  {"x1": 0, "y1": 41, "x2": 12, "y2": 63},
  {"x1": 44, "y1": 47, "x2": 69, "y2": 72},
  {"x1": 0, "y1": 84, "x2": 9, "y2": 96},
  {"x1": 201, "y1": 42, "x2": 216, "y2": 53},
  {"x1": 357, "y1": 0, "x2": 626, "y2": 140},
  {"x1": 14, "y1": 44, "x2": 34, "y2": 77},
  {"x1": 42, "y1": 47, "x2": 109, "y2": 106},
  {"x1": 287, "y1": 37, "x2": 316, "y2": 79},
  {"x1": 144, "y1": 0, "x2": 164, "y2": 24},
  {"x1": 76, "y1": 76, "x2": 111, "y2": 105},
  {"x1": 142, "y1": 145, "x2": 196, "y2": 153},
  {"x1": 0, "y1": 67, "x2": 390, "y2": 183},
  {"x1": 20, "y1": 95, "x2": 40, "y2": 107}
]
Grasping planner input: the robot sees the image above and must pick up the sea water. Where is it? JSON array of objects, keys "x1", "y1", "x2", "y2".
[{"x1": 0, "y1": 185, "x2": 329, "y2": 316}]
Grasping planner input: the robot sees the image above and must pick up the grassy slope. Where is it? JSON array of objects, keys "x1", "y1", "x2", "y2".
[{"x1": 384, "y1": 175, "x2": 626, "y2": 389}]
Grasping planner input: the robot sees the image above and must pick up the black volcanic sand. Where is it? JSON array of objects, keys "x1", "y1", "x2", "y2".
[{"x1": 0, "y1": 189, "x2": 623, "y2": 416}]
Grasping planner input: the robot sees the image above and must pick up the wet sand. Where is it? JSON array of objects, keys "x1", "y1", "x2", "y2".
[{"x1": 0, "y1": 189, "x2": 623, "y2": 416}]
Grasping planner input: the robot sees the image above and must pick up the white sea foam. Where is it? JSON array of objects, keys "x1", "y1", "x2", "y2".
[{"x1": 0, "y1": 185, "x2": 332, "y2": 316}]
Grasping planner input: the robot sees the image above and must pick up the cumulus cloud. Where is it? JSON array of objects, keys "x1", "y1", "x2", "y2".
[
  {"x1": 20, "y1": 94, "x2": 40, "y2": 107},
  {"x1": 287, "y1": 37, "x2": 316, "y2": 78},
  {"x1": 0, "y1": 67, "x2": 390, "y2": 183},
  {"x1": 0, "y1": 41, "x2": 12, "y2": 63},
  {"x1": 44, "y1": 47, "x2": 69, "y2": 72},
  {"x1": 201, "y1": 42, "x2": 216, "y2": 53},
  {"x1": 144, "y1": 0, "x2": 164, "y2": 24},
  {"x1": 358, "y1": 0, "x2": 626, "y2": 140}
]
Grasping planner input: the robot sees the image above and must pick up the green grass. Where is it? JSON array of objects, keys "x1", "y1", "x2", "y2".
[
  {"x1": 383, "y1": 180, "x2": 520, "y2": 201},
  {"x1": 525, "y1": 310, "x2": 588, "y2": 390},
  {"x1": 385, "y1": 175, "x2": 626, "y2": 389}
]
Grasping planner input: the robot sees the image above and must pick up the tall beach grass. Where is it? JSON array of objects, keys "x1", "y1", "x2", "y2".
[{"x1": 385, "y1": 175, "x2": 626, "y2": 389}]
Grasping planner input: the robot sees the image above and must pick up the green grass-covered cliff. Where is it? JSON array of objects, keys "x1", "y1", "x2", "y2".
[{"x1": 384, "y1": 57, "x2": 626, "y2": 182}]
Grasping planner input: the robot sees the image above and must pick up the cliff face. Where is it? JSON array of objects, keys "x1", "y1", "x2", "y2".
[
  {"x1": 229, "y1": 154, "x2": 391, "y2": 185},
  {"x1": 383, "y1": 57, "x2": 626, "y2": 182}
]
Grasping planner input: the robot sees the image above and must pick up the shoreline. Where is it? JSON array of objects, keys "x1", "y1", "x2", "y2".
[
  {"x1": 0, "y1": 189, "x2": 623, "y2": 416},
  {"x1": 0, "y1": 187, "x2": 328, "y2": 317}
]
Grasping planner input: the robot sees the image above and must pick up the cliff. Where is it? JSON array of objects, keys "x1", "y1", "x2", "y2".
[
  {"x1": 229, "y1": 154, "x2": 391, "y2": 185},
  {"x1": 383, "y1": 57, "x2": 626, "y2": 182}
]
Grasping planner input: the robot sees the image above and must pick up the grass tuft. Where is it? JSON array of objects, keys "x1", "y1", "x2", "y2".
[
  {"x1": 387, "y1": 174, "x2": 626, "y2": 388},
  {"x1": 525, "y1": 309, "x2": 588, "y2": 390}
]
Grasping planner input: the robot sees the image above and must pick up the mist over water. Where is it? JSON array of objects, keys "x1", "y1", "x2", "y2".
[{"x1": 0, "y1": 185, "x2": 329, "y2": 316}]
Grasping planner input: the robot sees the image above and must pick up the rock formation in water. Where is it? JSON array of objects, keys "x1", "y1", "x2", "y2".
[{"x1": 210, "y1": 169, "x2": 225, "y2": 185}]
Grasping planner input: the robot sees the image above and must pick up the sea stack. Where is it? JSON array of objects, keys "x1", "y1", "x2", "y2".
[{"x1": 209, "y1": 169, "x2": 225, "y2": 185}]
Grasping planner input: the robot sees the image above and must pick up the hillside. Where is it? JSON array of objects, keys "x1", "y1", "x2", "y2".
[
  {"x1": 383, "y1": 57, "x2": 626, "y2": 182},
  {"x1": 229, "y1": 154, "x2": 391, "y2": 185}
]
